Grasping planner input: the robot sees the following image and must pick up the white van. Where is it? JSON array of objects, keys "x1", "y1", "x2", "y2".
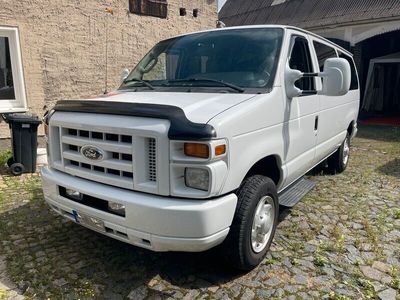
[{"x1": 41, "y1": 25, "x2": 359, "y2": 270}]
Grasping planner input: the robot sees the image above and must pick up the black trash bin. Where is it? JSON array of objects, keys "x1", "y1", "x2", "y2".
[{"x1": 4, "y1": 113, "x2": 42, "y2": 176}]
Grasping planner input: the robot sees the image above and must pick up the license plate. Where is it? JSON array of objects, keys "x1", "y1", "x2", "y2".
[{"x1": 72, "y1": 210, "x2": 106, "y2": 233}]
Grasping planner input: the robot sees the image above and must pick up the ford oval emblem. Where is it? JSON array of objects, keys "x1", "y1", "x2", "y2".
[{"x1": 81, "y1": 145, "x2": 104, "y2": 161}]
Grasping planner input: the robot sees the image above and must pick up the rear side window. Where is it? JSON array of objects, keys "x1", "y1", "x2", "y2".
[
  {"x1": 339, "y1": 52, "x2": 359, "y2": 90},
  {"x1": 313, "y1": 41, "x2": 337, "y2": 72},
  {"x1": 289, "y1": 36, "x2": 315, "y2": 91}
]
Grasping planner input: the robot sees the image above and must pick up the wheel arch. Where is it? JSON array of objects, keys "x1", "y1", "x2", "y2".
[
  {"x1": 347, "y1": 120, "x2": 355, "y2": 136},
  {"x1": 242, "y1": 154, "x2": 283, "y2": 188}
]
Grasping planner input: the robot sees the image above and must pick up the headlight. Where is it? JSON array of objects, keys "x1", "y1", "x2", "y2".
[
  {"x1": 108, "y1": 201, "x2": 126, "y2": 217},
  {"x1": 185, "y1": 167, "x2": 210, "y2": 191}
]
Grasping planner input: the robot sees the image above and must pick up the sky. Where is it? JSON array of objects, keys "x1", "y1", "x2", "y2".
[{"x1": 218, "y1": 0, "x2": 227, "y2": 11}]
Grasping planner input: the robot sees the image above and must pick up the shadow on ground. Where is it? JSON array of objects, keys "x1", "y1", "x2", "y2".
[
  {"x1": 356, "y1": 124, "x2": 400, "y2": 142},
  {"x1": 377, "y1": 158, "x2": 400, "y2": 178},
  {"x1": 0, "y1": 166, "x2": 11, "y2": 176}
]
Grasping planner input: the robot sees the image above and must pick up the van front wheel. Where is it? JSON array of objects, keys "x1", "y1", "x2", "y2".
[{"x1": 223, "y1": 175, "x2": 279, "y2": 270}]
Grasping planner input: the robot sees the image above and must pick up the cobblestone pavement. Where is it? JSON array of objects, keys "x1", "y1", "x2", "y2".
[{"x1": 0, "y1": 125, "x2": 399, "y2": 300}]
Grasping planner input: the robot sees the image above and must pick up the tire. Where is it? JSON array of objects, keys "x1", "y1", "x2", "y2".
[
  {"x1": 327, "y1": 133, "x2": 350, "y2": 174},
  {"x1": 223, "y1": 175, "x2": 279, "y2": 271},
  {"x1": 10, "y1": 163, "x2": 25, "y2": 176}
]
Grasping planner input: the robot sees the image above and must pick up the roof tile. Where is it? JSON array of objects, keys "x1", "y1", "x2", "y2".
[{"x1": 219, "y1": 0, "x2": 400, "y2": 29}]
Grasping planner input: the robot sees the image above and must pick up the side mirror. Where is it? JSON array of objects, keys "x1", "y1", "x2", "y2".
[
  {"x1": 284, "y1": 57, "x2": 351, "y2": 99},
  {"x1": 320, "y1": 58, "x2": 351, "y2": 96},
  {"x1": 284, "y1": 63, "x2": 303, "y2": 98},
  {"x1": 121, "y1": 68, "x2": 130, "y2": 82}
]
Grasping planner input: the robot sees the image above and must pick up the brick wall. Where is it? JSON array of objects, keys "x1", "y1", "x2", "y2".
[{"x1": 0, "y1": 0, "x2": 217, "y2": 138}]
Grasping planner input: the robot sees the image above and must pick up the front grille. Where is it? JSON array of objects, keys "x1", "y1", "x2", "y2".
[
  {"x1": 61, "y1": 127, "x2": 135, "y2": 189},
  {"x1": 50, "y1": 124, "x2": 158, "y2": 190}
]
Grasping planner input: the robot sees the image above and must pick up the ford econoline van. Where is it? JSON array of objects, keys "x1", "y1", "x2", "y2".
[{"x1": 42, "y1": 25, "x2": 359, "y2": 270}]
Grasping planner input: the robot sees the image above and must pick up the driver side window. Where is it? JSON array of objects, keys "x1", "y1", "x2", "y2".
[{"x1": 289, "y1": 36, "x2": 315, "y2": 91}]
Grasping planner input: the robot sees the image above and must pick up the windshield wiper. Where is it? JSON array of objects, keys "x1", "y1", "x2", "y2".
[
  {"x1": 165, "y1": 78, "x2": 245, "y2": 93},
  {"x1": 123, "y1": 78, "x2": 155, "y2": 90}
]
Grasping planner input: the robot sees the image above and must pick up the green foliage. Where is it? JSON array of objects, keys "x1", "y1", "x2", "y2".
[
  {"x1": 0, "y1": 149, "x2": 11, "y2": 167},
  {"x1": 328, "y1": 291, "x2": 351, "y2": 300},
  {"x1": 314, "y1": 254, "x2": 328, "y2": 267}
]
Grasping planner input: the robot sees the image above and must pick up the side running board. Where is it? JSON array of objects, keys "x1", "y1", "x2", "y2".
[{"x1": 278, "y1": 177, "x2": 315, "y2": 207}]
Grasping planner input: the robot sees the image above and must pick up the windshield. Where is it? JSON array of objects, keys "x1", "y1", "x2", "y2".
[{"x1": 120, "y1": 28, "x2": 284, "y2": 92}]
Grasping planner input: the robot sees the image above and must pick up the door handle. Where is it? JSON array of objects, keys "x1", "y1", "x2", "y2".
[{"x1": 314, "y1": 116, "x2": 319, "y2": 131}]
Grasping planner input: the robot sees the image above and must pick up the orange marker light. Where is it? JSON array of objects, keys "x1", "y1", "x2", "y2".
[
  {"x1": 215, "y1": 144, "x2": 226, "y2": 156},
  {"x1": 184, "y1": 143, "x2": 209, "y2": 159}
]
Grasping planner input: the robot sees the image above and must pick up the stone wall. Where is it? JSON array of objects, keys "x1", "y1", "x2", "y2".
[{"x1": 0, "y1": 0, "x2": 217, "y2": 138}]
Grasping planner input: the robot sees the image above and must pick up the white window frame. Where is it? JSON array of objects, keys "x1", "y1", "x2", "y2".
[{"x1": 0, "y1": 26, "x2": 27, "y2": 113}]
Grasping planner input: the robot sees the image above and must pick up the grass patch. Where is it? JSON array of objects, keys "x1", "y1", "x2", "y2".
[
  {"x1": 314, "y1": 254, "x2": 328, "y2": 267},
  {"x1": 0, "y1": 149, "x2": 11, "y2": 167},
  {"x1": 314, "y1": 241, "x2": 329, "y2": 267},
  {"x1": 356, "y1": 278, "x2": 378, "y2": 299},
  {"x1": 394, "y1": 209, "x2": 400, "y2": 220}
]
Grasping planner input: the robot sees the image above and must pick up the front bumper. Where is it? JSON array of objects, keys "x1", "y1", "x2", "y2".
[{"x1": 41, "y1": 167, "x2": 237, "y2": 252}]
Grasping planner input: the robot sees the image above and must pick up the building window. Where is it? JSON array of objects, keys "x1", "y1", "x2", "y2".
[
  {"x1": 0, "y1": 27, "x2": 27, "y2": 113},
  {"x1": 0, "y1": 37, "x2": 14, "y2": 100},
  {"x1": 129, "y1": 0, "x2": 168, "y2": 18}
]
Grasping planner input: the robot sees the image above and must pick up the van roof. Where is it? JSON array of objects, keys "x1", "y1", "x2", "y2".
[{"x1": 171, "y1": 25, "x2": 353, "y2": 57}]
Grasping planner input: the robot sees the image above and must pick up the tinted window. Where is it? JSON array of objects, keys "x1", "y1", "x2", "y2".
[
  {"x1": 289, "y1": 36, "x2": 315, "y2": 91},
  {"x1": 339, "y1": 51, "x2": 359, "y2": 90},
  {"x1": 122, "y1": 28, "x2": 284, "y2": 91},
  {"x1": 0, "y1": 37, "x2": 15, "y2": 100},
  {"x1": 313, "y1": 41, "x2": 337, "y2": 72}
]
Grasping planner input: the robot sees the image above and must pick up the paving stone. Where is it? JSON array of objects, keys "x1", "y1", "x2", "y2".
[
  {"x1": 207, "y1": 286, "x2": 219, "y2": 293},
  {"x1": 372, "y1": 261, "x2": 391, "y2": 274},
  {"x1": 360, "y1": 266, "x2": 387, "y2": 281},
  {"x1": 274, "y1": 288, "x2": 285, "y2": 298},
  {"x1": 293, "y1": 274, "x2": 308, "y2": 285},
  {"x1": 352, "y1": 223, "x2": 364, "y2": 230},
  {"x1": 256, "y1": 288, "x2": 274, "y2": 298},
  {"x1": 183, "y1": 289, "x2": 200, "y2": 300},
  {"x1": 265, "y1": 277, "x2": 280, "y2": 287},
  {"x1": 127, "y1": 286, "x2": 148, "y2": 300},
  {"x1": 240, "y1": 288, "x2": 255, "y2": 300},
  {"x1": 172, "y1": 290, "x2": 184, "y2": 299},
  {"x1": 230, "y1": 285, "x2": 241, "y2": 298},
  {"x1": 378, "y1": 288, "x2": 397, "y2": 300},
  {"x1": 372, "y1": 281, "x2": 386, "y2": 292}
]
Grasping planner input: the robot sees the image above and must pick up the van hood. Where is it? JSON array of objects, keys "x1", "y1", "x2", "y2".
[{"x1": 88, "y1": 91, "x2": 256, "y2": 124}]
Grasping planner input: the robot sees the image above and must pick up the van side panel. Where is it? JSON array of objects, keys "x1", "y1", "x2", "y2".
[{"x1": 208, "y1": 88, "x2": 287, "y2": 194}]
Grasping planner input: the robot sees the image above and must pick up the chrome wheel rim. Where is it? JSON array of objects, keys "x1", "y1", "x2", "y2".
[
  {"x1": 251, "y1": 196, "x2": 275, "y2": 253},
  {"x1": 343, "y1": 137, "x2": 350, "y2": 166}
]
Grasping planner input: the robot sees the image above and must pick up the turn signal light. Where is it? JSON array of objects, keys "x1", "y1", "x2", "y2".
[
  {"x1": 215, "y1": 144, "x2": 226, "y2": 156},
  {"x1": 184, "y1": 143, "x2": 209, "y2": 159}
]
